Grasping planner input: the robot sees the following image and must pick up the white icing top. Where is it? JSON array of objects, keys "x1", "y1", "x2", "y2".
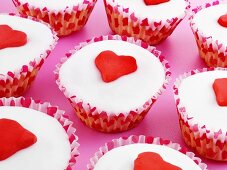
[
  {"x1": 59, "y1": 40, "x2": 166, "y2": 115},
  {"x1": 0, "y1": 14, "x2": 54, "y2": 75},
  {"x1": 94, "y1": 143, "x2": 201, "y2": 170},
  {"x1": 18, "y1": 0, "x2": 84, "y2": 11},
  {"x1": 0, "y1": 106, "x2": 71, "y2": 170},
  {"x1": 178, "y1": 70, "x2": 227, "y2": 132},
  {"x1": 107, "y1": 0, "x2": 187, "y2": 21},
  {"x1": 193, "y1": 4, "x2": 227, "y2": 46}
]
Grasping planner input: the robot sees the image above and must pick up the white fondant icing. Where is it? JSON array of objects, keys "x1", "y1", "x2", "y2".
[
  {"x1": 18, "y1": 0, "x2": 84, "y2": 11},
  {"x1": 59, "y1": 40, "x2": 166, "y2": 115},
  {"x1": 0, "y1": 106, "x2": 71, "y2": 170},
  {"x1": 94, "y1": 144, "x2": 201, "y2": 170},
  {"x1": 0, "y1": 14, "x2": 54, "y2": 75},
  {"x1": 178, "y1": 70, "x2": 227, "y2": 132},
  {"x1": 107, "y1": 0, "x2": 187, "y2": 21},
  {"x1": 193, "y1": 4, "x2": 227, "y2": 46}
]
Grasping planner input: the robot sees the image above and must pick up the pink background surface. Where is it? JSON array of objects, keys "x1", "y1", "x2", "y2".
[{"x1": 1, "y1": 0, "x2": 227, "y2": 169}]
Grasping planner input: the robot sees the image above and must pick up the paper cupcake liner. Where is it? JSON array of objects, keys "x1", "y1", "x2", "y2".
[
  {"x1": 103, "y1": 0, "x2": 190, "y2": 45},
  {"x1": 174, "y1": 67, "x2": 227, "y2": 161},
  {"x1": 190, "y1": 0, "x2": 227, "y2": 67},
  {"x1": 0, "y1": 13, "x2": 58, "y2": 98},
  {"x1": 12, "y1": 0, "x2": 97, "y2": 36},
  {"x1": 55, "y1": 35, "x2": 171, "y2": 133},
  {"x1": 87, "y1": 135, "x2": 207, "y2": 169},
  {"x1": 0, "y1": 96, "x2": 79, "y2": 169}
]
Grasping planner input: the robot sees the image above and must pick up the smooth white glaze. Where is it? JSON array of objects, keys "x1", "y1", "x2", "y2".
[
  {"x1": 59, "y1": 40, "x2": 166, "y2": 115},
  {"x1": 178, "y1": 70, "x2": 227, "y2": 132},
  {"x1": 18, "y1": 0, "x2": 84, "y2": 11},
  {"x1": 0, "y1": 14, "x2": 54, "y2": 75},
  {"x1": 107, "y1": 0, "x2": 187, "y2": 21},
  {"x1": 0, "y1": 106, "x2": 71, "y2": 170},
  {"x1": 193, "y1": 4, "x2": 227, "y2": 46},
  {"x1": 94, "y1": 143, "x2": 201, "y2": 170}
]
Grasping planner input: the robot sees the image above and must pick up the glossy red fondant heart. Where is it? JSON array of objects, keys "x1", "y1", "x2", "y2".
[
  {"x1": 218, "y1": 14, "x2": 227, "y2": 28},
  {"x1": 213, "y1": 78, "x2": 227, "y2": 106},
  {"x1": 134, "y1": 152, "x2": 182, "y2": 170},
  {"x1": 95, "y1": 50, "x2": 137, "y2": 83},
  {"x1": 0, "y1": 118, "x2": 37, "y2": 161},
  {"x1": 0, "y1": 25, "x2": 27, "y2": 50},
  {"x1": 144, "y1": 0, "x2": 170, "y2": 5}
]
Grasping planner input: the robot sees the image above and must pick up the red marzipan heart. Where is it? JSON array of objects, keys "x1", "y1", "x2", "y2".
[
  {"x1": 218, "y1": 14, "x2": 227, "y2": 28},
  {"x1": 0, "y1": 25, "x2": 27, "y2": 50},
  {"x1": 144, "y1": 0, "x2": 170, "y2": 5},
  {"x1": 134, "y1": 152, "x2": 182, "y2": 170},
  {"x1": 95, "y1": 50, "x2": 137, "y2": 83},
  {"x1": 0, "y1": 118, "x2": 37, "y2": 161},
  {"x1": 213, "y1": 78, "x2": 227, "y2": 106}
]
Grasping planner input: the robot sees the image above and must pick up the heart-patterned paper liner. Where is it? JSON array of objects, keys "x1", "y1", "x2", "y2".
[
  {"x1": 54, "y1": 35, "x2": 171, "y2": 133},
  {"x1": 0, "y1": 96, "x2": 79, "y2": 169},
  {"x1": 12, "y1": 0, "x2": 97, "y2": 36},
  {"x1": 173, "y1": 67, "x2": 227, "y2": 161},
  {"x1": 87, "y1": 135, "x2": 207, "y2": 170},
  {"x1": 0, "y1": 13, "x2": 58, "y2": 98},
  {"x1": 189, "y1": 0, "x2": 227, "y2": 67},
  {"x1": 103, "y1": 0, "x2": 190, "y2": 45}
]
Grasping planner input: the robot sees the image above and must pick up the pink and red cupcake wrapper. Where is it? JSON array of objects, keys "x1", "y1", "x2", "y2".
[
  {"x1": 190, "y1": 0, "x2": 227, "y2": 67},
  {"x1": 12, "y1": 0, "x2": 97, "y2": 36},
  {"x1": 87, "y1": 135, "x2": 207, "y2": 169},
  {"x1": 103, "y1": 0, "x2": 190, "y2": 45},
  {"x1": 0, "y1": 13, "x2": 58, "y2": 98},
  {"x1": 55, "y1": 35, "x2": 171, "y2": 133},
  {"x1": 174, "y1": 67, "x2": 227, "y2": 161},
  {"x1": 0, "y1": 96, "x2": 79, "y2": 169}
]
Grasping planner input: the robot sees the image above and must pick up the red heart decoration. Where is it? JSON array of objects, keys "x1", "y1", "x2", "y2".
[
  {"x1": 0, "y1": 25, "x2": 27, "y2": 50},
  {"x1": 134, "y1": 152, "x2": 182, "y2": 170},
  {"x1": 213, "y1": 78, "x2": 227, "y2": 106},
  {"x1": 144, "y1": 0, "x2": 170, "y2": 5},
  {"x1": 218, "y1": 14, "x2": 227, "y2": 28},
  {"x1": 0, "y1": 118, "x2": 37, "y2": 161},
  {"x1": 95, "y1": 50, "x2": 137, "y2": 83}
]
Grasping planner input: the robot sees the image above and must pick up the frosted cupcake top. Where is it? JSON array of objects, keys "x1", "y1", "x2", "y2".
[
  {"x1": 193, "y1": 4, "x2": 227, "y2": 46},
  {"x1": 0, "y1": 14, "x2": 55, "y2": 75},
  {"x1": 94, "y1": 144, "x2": 201, "y2": 170},
  {"x1": 0, "y1": 106, "x2": 71, "y2": 170},
  {"x1": 178, "y1": 70, "x2": 227, "y2": 133},
  {"x1": 59, "y1": 40, "x2": 166, "y2": 115},
  {"x1": 16, "y1": 0, "x2": 85, "y2": 11},
  {"x1": 107, "y1": 0, "x2": 187, "y2": 21}
]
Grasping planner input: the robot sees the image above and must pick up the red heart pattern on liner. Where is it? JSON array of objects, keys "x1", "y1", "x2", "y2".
[
  {"x1": 0, "y1": 25, "x2": 27, "y2": 50},
  {"x1": 213, "y1": 78, "x2": 227, "y2": 106},
  {"x1": 134, "y1": 152, "x2": 182, "y2": 170},
  {"x1": 0, "y1": 118, "x2": 37, "y2": 161},
  {"x1": 95, "y1": 50, "x2": 137, "y2": 83},
  {"x1": 218, "y1": 14, "x2": 227, "y2": 28},
  {"x1": 144, "y1": 0, "x2": 170, "y2": 5}
]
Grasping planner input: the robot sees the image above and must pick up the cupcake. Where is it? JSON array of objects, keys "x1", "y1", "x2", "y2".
[
  {"x1": 174, "y1": 68, "x2": 227, "y2": 161},
  {"x1": 55, "y1": 35, "x2": 171, "y2": 133},
  {"x1": 0, "y1": 14, "x2": 57, "y2": 98},
  {"x1": 0, "y1": 97, "x2": 79, "y2": 170},
  {"x1": 104, "y1": 0, "x2": 190, "y2": 45},
  {"x1": 87, "y1": 135, "x2": 207, "y2": 170},
  {"x1": 190, "y1": 1, "x2": 227, "y2": 67},
  {"x1": 12, "y1": 0, "x2": 97, "y2": 36}
]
